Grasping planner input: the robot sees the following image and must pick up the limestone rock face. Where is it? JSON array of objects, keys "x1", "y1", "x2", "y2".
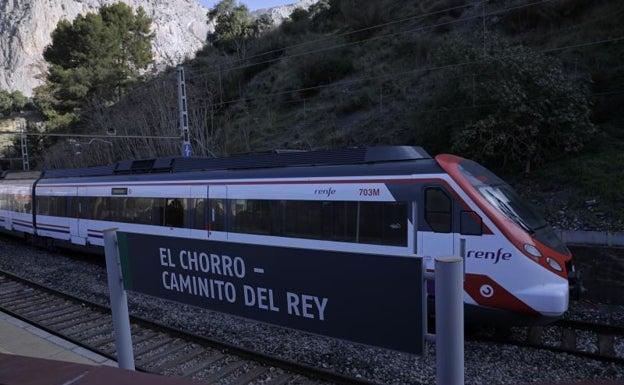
[
  {"x1": 0, "y1": 0, "x2": 211, "y2": 96},
  {"x1": 251, "y1": 0, "x2": 319, "y2": 24},
  {"x1": 0, "y1": 0, "x2": 318, "y2": 96}
]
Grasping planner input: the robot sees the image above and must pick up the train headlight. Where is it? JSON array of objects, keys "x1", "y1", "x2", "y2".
[
  {"x1": 547, "y1": 257, "x2": 563, "y2": 272},
  {"x1": 523, "y1": 244, "x2": 542, "y2": 258}
]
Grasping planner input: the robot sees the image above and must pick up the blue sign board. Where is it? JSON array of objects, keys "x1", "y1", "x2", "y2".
[
  {"x1": 182, "y1": 143, "x2": 192, "y2": 157},
  {"x1": 117, "y1": 232, "x2": 423, "y2": 354}
]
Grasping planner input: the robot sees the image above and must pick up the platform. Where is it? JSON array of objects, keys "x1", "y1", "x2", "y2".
[
  {"x1": 0, "y1": 311, "x2": 201, "y2": 384},
  {"x1": 0, "y1": 310, "x2": 113, "y2": 365}
]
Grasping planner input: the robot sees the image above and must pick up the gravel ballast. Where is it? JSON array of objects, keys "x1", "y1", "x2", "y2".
[{"x1": 0, "y1": 237, "x2": 622, "y2": 385}]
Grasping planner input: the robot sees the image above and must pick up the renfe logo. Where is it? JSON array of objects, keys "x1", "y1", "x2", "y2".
[
  {"x1": 314, "y1": 187, "x2": 336, "y2": 197},
  {"x1": 466, "y1": 248, "x2": 512, "y2": 264}
]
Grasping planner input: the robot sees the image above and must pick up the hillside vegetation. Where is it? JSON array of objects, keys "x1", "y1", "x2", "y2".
[{"x1": 2, "y1": 0, "x2": 624, "y2": 230}]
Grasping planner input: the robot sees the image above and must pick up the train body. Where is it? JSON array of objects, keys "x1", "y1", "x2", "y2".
[{"x1": 0, "y1": 146, "x2": 573, "y2": 322}]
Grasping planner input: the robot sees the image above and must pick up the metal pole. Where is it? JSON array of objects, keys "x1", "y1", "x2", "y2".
[
  {"x1": 103, "y1": 228, "x2": 135, "y2": 370},
  {"x1": 435, "y1": 257, "x2": 464, "y2": 385},
  {"x1": 19, "y1": 120, "x2": 29, "y2": 171},
  {"x1": 177, "y1": 66, "x2": 192, "y2": 157}
]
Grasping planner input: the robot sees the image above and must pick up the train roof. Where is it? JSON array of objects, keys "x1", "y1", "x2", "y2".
[
  {"x1": 0, "y1": 170, "x2": 42, "y2": 180},
  {"x1": 41, "y1": 146, "x2": 432, "y2": 179}
]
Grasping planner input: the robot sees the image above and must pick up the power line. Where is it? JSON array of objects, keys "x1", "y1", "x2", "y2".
[
  {"x1": 185, "y1": 0, "x2": 559, "y2": 82},
  {"x1": 123, "y1": 0, "x2": 613, "y2": 107},
  {"x1": 0, "y1": 131, "x2": 180, "y2": 139},
  {"x1": 196, "y1": 34, "x2": 624, "y2": 110}
]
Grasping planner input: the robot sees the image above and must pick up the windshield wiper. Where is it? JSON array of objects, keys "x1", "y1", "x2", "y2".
[{"x1": 485, "y1": 190, "x2": 534, "y2": 233}]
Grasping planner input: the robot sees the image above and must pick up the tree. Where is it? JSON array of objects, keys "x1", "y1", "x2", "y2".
[
  {"x1": 43, "y1": 2, "x2": 154, "y2": 110},
  {"x1": 0, "y1": 90, "x2": 29, "y2": 116},
  {"x1": 207, "y1": 0, "x2": 273, "y2": 58},
  {"x1": 10, "y1": 91, "x2": 28, "y2": 112},
  {"x1": 0, "y1": 91, "x2": 12, "y2": 116},
  {"x1": 413, "y1": 35, "x2": 596, "y2": 174}
]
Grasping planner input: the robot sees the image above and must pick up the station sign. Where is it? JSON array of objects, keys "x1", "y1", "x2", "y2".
[{"x1": 116, "y1": 232, "x2": 423, "y2": 354}]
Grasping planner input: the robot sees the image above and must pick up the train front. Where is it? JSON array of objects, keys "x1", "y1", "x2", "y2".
[{"x1": 437, "y1": 154, "x2": 576, "y2": 321}]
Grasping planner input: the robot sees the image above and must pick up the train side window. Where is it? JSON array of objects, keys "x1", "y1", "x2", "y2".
[
  {"x1": 90, "y1": 198, "x2": 99, "y2": 219},
  {"x1": 165, "y1": 198, "x2": 185, "y2": 228},
  {"x1": 425, "y1": 188, "x2": 452, "y2": 233},
  {"x1": 460, "y1": 211, "x2": 483, "y2": 235},
  {"x1": 359, "y1": 202, "x2": 408, "y2": 246},
  {"x1": 284, "y1": 201, "x2": 322, "y2": 239},
  {"x1": 209, "y1": 199, "x2": 225, "y2": 231},
  {"x1": 191, "y1": 199, "x2": 206, "y2": 230},
  {"x1": 73, "y1": 198, "x2": 82, "y2": 218},
  {"x1": 327, "y1": 201, "x2": 357, "y2": 242},
  {"x1": 230, "y1": 199, "x2": 272, "y2": 235},
  {"x1": 131, "y1": 198, "x2": 155, "y2": 225},
  {"x1": 152, "y1": 199, "x2": 165, "y2": 226},
  {"x1": 54, "y1": 197, "x2": 67, "y2": 217},
  {"x1": 109, "y1": 197, "x2": 126, "y2": 222},
  {"x1": 36, "y1": 196, "x2": 50, "y2": 215}
]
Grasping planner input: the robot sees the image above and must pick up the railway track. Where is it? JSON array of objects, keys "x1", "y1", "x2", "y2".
[
  {"x1": 0, "y1": 269, "x2": 377, "y2": 385},
  {"x1": 473, "y1": 319, "x2": 624, "y2": 365}
]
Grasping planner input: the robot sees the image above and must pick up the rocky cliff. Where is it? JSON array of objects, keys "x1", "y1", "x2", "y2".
[
  {"x1": 0, "y1": 0, "x2": 211, "y2": 96},
  {"x1": 251, "y1": 0, "x2": 318, "y2": 24},
  {"x1": 0, "y1": 0, "x2": 318, "y2": 97}
]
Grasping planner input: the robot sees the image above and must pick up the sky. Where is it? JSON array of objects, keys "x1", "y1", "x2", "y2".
[{"x1": 198, "y1": 0, "x2": 295, "y2": 11}]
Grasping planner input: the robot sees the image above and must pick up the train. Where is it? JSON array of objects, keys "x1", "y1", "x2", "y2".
[{"x1": 0, "y1": 146, "x2": 576, "y2": 323}]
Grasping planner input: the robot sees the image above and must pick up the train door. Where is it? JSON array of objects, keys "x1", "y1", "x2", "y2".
[
  {"x1": 75, "y1": 187, "x2": 89, "y2": 244},
  {"x1": 420, "y1": 187, "x2": 456, "y2": 261},
  {"x1": 208, "y1": 185, "x2": 227, "y2": 241}
]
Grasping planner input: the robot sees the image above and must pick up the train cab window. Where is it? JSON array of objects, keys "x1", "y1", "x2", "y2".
[
  {"x1": 359, "y1": 202, "x2": 408, "y2": 246},
  {"x1": 425, "y1": 188, "x2": 452, "y2": 233},
  {"x1": 460, "y1": 211, "x2": 483, "y2": 235}
]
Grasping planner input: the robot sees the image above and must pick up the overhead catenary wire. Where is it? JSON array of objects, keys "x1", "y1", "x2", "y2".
[
  {"x1": 183, "y1": 0, "x2": 561, "y2": 82},
  {"x1": 122, "y1": 0, "x2": 617, "y2": 107}
]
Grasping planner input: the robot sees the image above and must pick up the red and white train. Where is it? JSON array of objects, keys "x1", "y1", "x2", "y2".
[{"x1": 0, "y1": 146, "x2": 575, "y2": 322}]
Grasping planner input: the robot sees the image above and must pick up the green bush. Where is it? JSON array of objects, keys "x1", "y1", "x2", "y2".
[{"x1": 412, "y1": 34, "x2": 596, "y2": 174}]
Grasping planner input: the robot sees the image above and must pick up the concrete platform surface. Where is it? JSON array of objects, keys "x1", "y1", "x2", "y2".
[
  {"x1": 0, "y1": 311, "x2": 203, "y2": 384},
  {"x1": 0, "y1": 353, "x2": 202, "y2": 385},
  {"x1": 0, "y1": 311, "x2": 114, "y2": 366}
]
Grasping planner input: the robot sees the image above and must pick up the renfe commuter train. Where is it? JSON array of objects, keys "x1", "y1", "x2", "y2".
[{"x1": 0, "y1": 146, "x2": 575, "y2": 322}]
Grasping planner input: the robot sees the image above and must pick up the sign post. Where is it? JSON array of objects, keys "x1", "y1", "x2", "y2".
[
  {"x1": 103, "y1": 228, "x2": 135, "y2": 370},
  {"x1": 435, "y1": 257, "x2": 464, "y2": 385}
]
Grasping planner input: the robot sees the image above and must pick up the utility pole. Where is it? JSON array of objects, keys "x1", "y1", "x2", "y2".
[
  {"x1": 19, "y1": 119, "x2": 29, "y2": 171},
  {"x1": 177, "y1": 66, "x2": 192, "y2": 157}
]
